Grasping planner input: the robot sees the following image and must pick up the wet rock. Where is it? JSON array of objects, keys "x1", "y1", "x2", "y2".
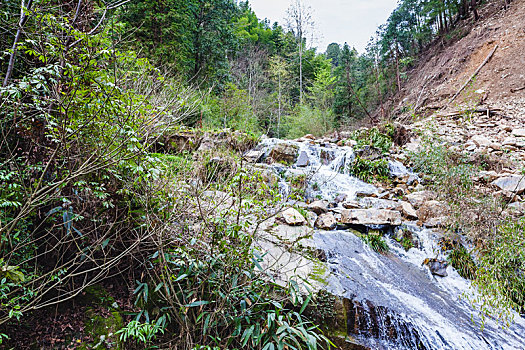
[
  {"x1": 303, "y1": 134, "x2": 316, "y2": 140},
  {"x1": 355, "y1": 146, "x2": 383, "y2": 160},
  {"x1": 406, "y1": 191, "x2": 435, "y2": 209},
  {"x1": 281, "y1": 208, "x2": 306, "y2": 226},
  {"x1": 492, "y1": 175, "x2": 525, "y2": 194},
  {"x1": 320, "y1": 149, "x2": 336, "y2": 164},
  {"x1": 269, "y1": 143, "x2": 299, "y2": 164},
  {"x1": 359, "y1": 197, "x2": 397, "y2": 210},
  {"x1": 315, "y1": 213, "x2": 337, "y2": 230},
  {"x1": 422, "y1": 258, "x2": 448, "y2": 277},
  {"x1": 400, "y1": 201, "x2": 418, "y2": 220},
  {"x1": 308, "y1": 200, "x2": 329, "y2": 214},
  {"x1": 296, "y1": 151, "x2": 310, "y2": 167},
  {"x1": 340, "y1": 209, "x2": 402, "y2": 226},
  {"x1": 334, "y1": 194, "x2": 348, "y2": 204}
]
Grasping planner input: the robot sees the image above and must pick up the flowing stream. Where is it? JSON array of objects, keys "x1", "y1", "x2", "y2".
[{"x1": 253, "y1": 138, "x2": 525, "y2": 350}]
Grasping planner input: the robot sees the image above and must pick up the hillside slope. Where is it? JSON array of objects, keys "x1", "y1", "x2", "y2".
[{"x1": 399, "y1": 0, "x2": 525, "y2": 118}]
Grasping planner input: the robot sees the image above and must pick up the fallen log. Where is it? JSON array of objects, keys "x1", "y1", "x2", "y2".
[{"x1": 446, "y1": 45, "x2": 498, "y2": 106}]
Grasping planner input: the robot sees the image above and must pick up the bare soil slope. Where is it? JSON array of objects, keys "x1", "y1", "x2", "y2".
[{"x1": 400, "y1": 0, "x2": 525, "y2": 118}]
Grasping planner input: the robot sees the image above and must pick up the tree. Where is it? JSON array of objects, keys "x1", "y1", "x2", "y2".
[
  {"x1": 325, "y1": 42, "x2": 341, "y2": 67},
  {"x1": 285, "y1": 0, "x2": 315, "y2": 103},
  {"x1": 269, "y1": 56, "x2": 290, "y2": 138}
]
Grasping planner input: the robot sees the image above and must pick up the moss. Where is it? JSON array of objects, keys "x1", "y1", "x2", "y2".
[
  {"x1": 309, "y1": 261, "x2": 329, "y2": 286},
  {"x1": 80, "y1": 308, "x2": 124, "y2": 349}
]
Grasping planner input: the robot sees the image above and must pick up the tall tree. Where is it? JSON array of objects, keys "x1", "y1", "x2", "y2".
[{"x1": 285, "y1": 0, "x2": 315, "y2": 103}]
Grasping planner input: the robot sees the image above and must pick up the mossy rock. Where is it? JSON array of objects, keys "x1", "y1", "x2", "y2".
[
  {"x1": 78, "y1": 285, "x2": 115, "y2": 308},
  {"x1": 79, "y1": 308, "x2": 124, "y2": 349}
]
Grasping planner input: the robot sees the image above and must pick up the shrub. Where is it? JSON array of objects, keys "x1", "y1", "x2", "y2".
[
  {"x1": 349, "y1": 156, "x2": 389, "y2": 182},
  {"x1": 351, "y1": 127, "x2": 393, "y2": 154}
]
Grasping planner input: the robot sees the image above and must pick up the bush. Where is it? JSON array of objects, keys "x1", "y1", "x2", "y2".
[
  {"x1": 351, "y1": 127, "x2": 393, "y2": 154},
  {"x1": 348, "y1": 156, "x2": 389, "y2": 182}
]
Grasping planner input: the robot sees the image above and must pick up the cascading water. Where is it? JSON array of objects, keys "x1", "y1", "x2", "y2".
[{"x1": 252, "y1": 138, "x2": 525, "y2": 350}]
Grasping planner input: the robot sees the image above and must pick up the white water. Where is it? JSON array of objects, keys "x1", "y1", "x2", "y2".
[{"x1": 253, "y1": 138, "x2": 525, "y2": 350}]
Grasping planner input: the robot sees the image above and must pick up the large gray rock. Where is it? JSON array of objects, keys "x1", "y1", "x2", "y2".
[
  {"x1": 308, "y1": 200, "x2": 329, "y2": 214},
  {"x1": 296, "y1": 151, "x2": 310, "y2": 167},
  {"x1": 492, "y1": 175, "x2": 525, "y2": 194},
  {"x1": 269, "y1": 143, "x2": 299, "y2": 164},
  {"x1": 315, "y1": 213, "x2": 337, "y2": 230},
  {"x1": 340, "y1": 209, "x2": 402, "y2": 226},
  {"x1": 281, "y1": 208, "x2": 306, "y2": 226}
]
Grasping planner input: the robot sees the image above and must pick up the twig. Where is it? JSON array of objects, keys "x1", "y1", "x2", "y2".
[
  {"x1": 511, "y1": 86, "x2": 525, "y2": 93},
  {"x1": 446, "y1": 45, "x2": 498, "y2": 106}
]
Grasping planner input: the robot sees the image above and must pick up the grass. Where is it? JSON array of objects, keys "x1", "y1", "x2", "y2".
[{"x1": 360, "y1": 234, "x2": 389, "y2": 254}]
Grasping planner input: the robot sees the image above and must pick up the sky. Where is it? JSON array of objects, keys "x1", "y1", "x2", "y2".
[{"x1": 247, "y1": 0, "x2": 398, "y2": 53}]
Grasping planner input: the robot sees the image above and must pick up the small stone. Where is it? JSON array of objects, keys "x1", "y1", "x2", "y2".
[
  {"x1": 244, "y1": 150, "x2": 264, "y2": 163},
  {"x1": 281, "y1": 208, "x2": 306, "y2": 226},
  {"x1": 406, "y1": 191, "x2": 435, "y2": 209},
  {"x1": 315, "y1": 213, "x2": 337, "y2": 230},
  {"x1": 423, "y1": 258, "x2": 448, "y2": 277},
  {"x1": 342, "y1": 200, "x2": 360, "y2": 209}
]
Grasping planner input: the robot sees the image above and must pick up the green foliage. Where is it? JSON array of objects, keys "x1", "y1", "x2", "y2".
[
  {"x1": 132, "y1": 220, "x2": 330, "y2": 349},
  {"x1": 360, "y1": 234, "x2": 389, "y2": 254},
  {"x1": 396, "y1": 237, "x2": 414, "y2": 251},
  {"x1": 349, "y1": 156, "x2": 389, "y2": 182},
  {"x1": 471, "y1": 218, "x2": 525, "y2": 325},
  {"x1": 285, "y1": 104, "x2": 335, "y2": 139},
  {"x1": 351, "y1": 127, "x2": 393, "y2": 154},
  {"x1": 116, "y1": 320, "x2": 165, "y2": 348},
  {"x1": 447, "y1": 246, "x2": 477, "y2": 280}
]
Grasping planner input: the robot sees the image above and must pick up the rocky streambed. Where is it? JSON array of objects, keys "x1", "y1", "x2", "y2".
[{"x1": 245, "y1": 132, "x2": 525, "y2": 350}]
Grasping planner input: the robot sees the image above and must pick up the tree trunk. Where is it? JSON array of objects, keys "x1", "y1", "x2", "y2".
[
  {"x1": 3, "y1": 0, "x2": 34, "y2": 87},
  {"x1": 471, "y1": 0, "x2": 479, "y2": 20}
]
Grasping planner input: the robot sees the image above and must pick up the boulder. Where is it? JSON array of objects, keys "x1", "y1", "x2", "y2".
[
  {"x1": 315, "y1": 213, "x2": 337, "y2": 230},
  {"x1": 492, "y1": 175, "x2": 525, "y2": 194},
  {"x1": 269, "y1": 143, "x2": 299, "y2": 164},
  {"x1": 512, "y1": 129, "x2": 525, "y2": 138},
  {"x1": 281, "y1": 208, "x2": 306, "y2": 226},
  {"x1": 340, "y1": 209, "x2": 402, "y2": 226},
  {"x1": 422, "y1": 258, "x2": 448, "y2": 277},
  {"x1": 296, "y1": 151, "x2": 310, "y2": 167},
  {"x1": 400, "y1": 201, "x2": 418, "y2": 220},
  {"x1": 308, "y1": 200, "x2": 329, "y2": 214}
]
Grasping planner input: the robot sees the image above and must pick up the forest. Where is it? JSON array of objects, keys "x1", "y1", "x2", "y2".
[{"x1": 0, "y1": 0, "x2": 523, "y2": 348}]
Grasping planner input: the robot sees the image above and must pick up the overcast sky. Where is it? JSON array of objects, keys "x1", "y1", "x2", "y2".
[{"x1": 247, "y1": 0, "x2": 398, "y2": 53}]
